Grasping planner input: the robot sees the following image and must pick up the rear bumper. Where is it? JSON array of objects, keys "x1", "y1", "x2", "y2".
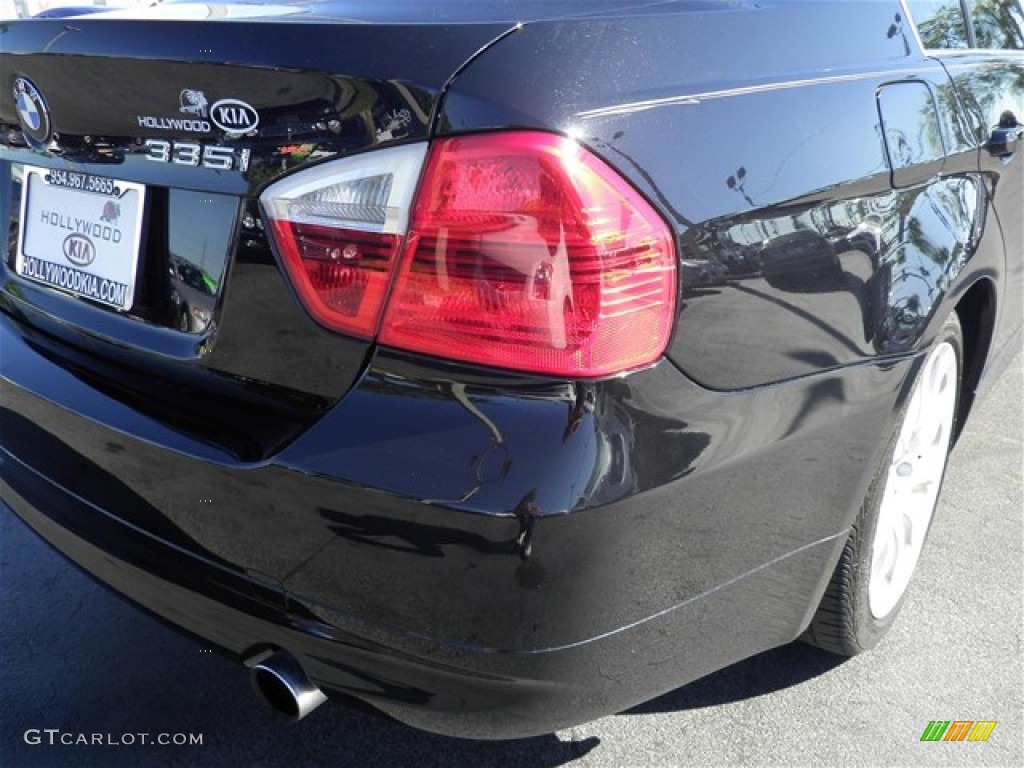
[
  {"x1": 1, "y1": 310, "x2": 907, "y2": 738},
  {"x1": 2, "y1": 474, "x2": 845, "y2": 739}
]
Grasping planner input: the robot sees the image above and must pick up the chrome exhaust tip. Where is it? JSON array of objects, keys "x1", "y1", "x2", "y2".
[{"x1": 248, "y1": 650, "x2": 327, "y2": 722}]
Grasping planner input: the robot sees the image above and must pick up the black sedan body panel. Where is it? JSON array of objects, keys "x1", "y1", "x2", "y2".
[
  {"x1": 0, "y1": 18, "x2": 512, "y2": 457},
  {"x1": 442, "y1": 1, "x2": 1015, "y2": 389},
  {"x1": 0, "y1": 0, "x2": 1020, "y2": 740},
  {"x1": 2, "y1": 312, "x2": 897, "y2": 736},
  {"x1": 935, "y1": 50, "x2": 1024, "y2": 390}
]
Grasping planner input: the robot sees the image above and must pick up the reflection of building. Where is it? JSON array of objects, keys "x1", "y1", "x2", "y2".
[
  {"x1": 716, "y1": 192, "x2": 900, "y2": 254},
  {"x1": 689, "y1": 175, "x2": 981, "y2": 354}
]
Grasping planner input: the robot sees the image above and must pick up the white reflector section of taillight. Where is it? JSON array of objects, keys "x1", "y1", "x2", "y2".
[{"x1": 260, "y1": 144, "x2": 427, "y2": 338}]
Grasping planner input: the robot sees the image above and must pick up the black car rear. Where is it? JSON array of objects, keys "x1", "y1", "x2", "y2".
[{"x1": 2, "y1": 0, "x2": 1021, "y2": 739}]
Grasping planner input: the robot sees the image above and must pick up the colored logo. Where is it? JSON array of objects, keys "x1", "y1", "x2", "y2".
[
  {"x1": 920, "y1": 720, "x2": 997, "y2": 742},
  {"x1": 101, "y1": 201, "x2": 121, "y2": 224},
  {"x1": 63, "y1": 233, "x2": 97, "y2": 267},
  {"x1": 210, "y1": 98, "x2": 259, "y2": 133},
  {"x1": 13, "y1": 77, "x2": 51, "y2": 146}
]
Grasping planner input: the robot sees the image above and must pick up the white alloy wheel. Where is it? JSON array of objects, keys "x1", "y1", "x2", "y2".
[
  {"x1": 868, "y1": 340, "x2": 959, "y2": 619},
  {"x1": 803, "y1": 312, "x2": 963, "y2": 656}
]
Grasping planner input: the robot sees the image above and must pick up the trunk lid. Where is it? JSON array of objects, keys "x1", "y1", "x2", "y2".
[{"x1": 0, "y1": 15, "x2": 511, "y2": 460}]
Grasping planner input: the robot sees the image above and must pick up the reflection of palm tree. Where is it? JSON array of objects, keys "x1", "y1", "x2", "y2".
[
  {"x1": 726, "y1": 167, "x2": 755, "y2": 206},
  {"x1": 973, "y1": 0, "x2": 1024, "y2": 48},
  {"x1": 913, "y1": 0, "x2": 1024, "y2": 166},
  {"x1": 887, "y1": 13, "x2": 911, "y2": 56},
  {"x1": 916, "y1": 3, "x2": 972, "y2": 48},
  {"x1": 905, "y1": 217, "x2": 951, "y2": 268},
  {"x1": 926, "y1": 10, "x2": 1024, "y2": 147},
  {"x1": 887, "y1": 128, "x2": 914, "y2": 167}
]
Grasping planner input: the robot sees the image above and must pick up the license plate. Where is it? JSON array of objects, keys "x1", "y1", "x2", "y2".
[{"x1": 15, "y1": 166, "x2": 146, "y2": 311}]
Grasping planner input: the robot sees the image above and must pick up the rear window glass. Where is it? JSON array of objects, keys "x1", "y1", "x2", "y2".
[
  {"x1": 971, "y1": 0, "x2": 1024, "y2": 49},
  {"x1": 906, "y1": 0, "x2": 972, "y2": 48}
]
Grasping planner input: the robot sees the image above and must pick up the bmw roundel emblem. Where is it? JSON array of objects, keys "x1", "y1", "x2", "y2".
[{"x1": 13, "y1": 77, "x2": 52, "y2": 147}]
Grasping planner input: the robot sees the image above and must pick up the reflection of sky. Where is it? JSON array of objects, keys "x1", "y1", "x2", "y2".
[
  {"x1": 591, "y1": 79, "x2": 892, "y2": 226},
  {"x1": 58, "y1": 3, "x2": 302, "y2": 21},
  {"x1": 168, "y1": 190, "x2": 237, "y2": 281},
  {"x1": 728, "y1": 93, "x2": 890, "y2": 207}
]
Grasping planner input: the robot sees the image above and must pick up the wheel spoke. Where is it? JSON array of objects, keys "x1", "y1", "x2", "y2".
[{"x1": 868, "y1": 340, "x2": 958, "y2": 619}]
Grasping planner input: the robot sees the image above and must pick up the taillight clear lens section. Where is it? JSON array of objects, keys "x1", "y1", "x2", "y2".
[
  {"x1": 379, "y1": 133, "x2": 676, "y2": 377},
  {"x1": 262, "y1": 144, "x2": 427, "y2": 339}
]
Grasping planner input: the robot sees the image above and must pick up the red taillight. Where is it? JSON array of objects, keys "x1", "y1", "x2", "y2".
[
  {"x1": 270, "y1": 222, "x2": 400, "y2": 338},
  {"x1": 380, "y1": 133, "x2": 676, "y2": 377},
  {"x1": 263, "y1": 133, "x2": 677, "y2": 377}
]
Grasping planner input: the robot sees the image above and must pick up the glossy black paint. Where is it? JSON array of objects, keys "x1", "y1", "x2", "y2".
[
  {"x1": 1, "y1": 0, "x2": 1021, "y2": 740},
  {"x1": 0, "y1": 308, "x2": 897, "y2": 735},
  {"x1": 441, "y1": 1, "x2": 1018, "y2": 389},
  {"x1": 0, "y1": 16, "x2": 515, "y2": 458},
  {"x1": 935, "y1": 50, "x2": 1024, "y2": 388}
]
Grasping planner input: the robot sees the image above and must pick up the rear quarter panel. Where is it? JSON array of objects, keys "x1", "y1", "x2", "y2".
[
  {"x1": 933, "y1": 50, "x2": 1024, "y2": 392},
  {"x1": 441, "y1": 0, "x2": 1006, "y2": 390}
]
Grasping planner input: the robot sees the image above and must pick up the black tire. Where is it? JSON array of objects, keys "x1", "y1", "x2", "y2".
[{"x1": 802, "y1": 312, "x2": 963, "y2": 655}]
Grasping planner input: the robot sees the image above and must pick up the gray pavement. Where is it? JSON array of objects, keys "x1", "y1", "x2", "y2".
[{"x1": 2, "y1": 353, "x2": 1020, "y2": 768}]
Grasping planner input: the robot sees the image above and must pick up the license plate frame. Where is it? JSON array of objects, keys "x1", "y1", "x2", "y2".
[{"x1": 15, "y1": 166, "x2": 146, "y2": 311}]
